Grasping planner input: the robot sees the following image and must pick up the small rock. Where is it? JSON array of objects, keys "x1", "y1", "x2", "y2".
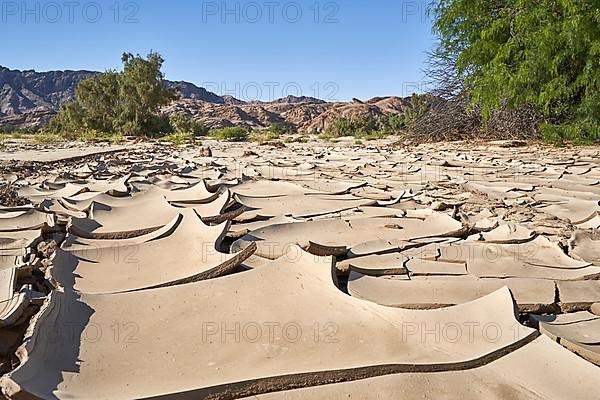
[
  {"x1": 431, "y1": 201, "x2": 449, "y2": 211},
  {"x1": 40, "y1": 258, "x2": 51, "y2": 272},
  {"x1": 0, "y1": 184, "x2": 29, "y2": 207},
  {"x1": 37, "y1": 240, "x2": 58, "y2": 259},
  {"x1": 498, "y1": 140, "x2": 527, "y2": 148},
  {"x1": 198, "y1": 146, "x2": 212, "y2": 157},
  {"x1": 263, "y1": 140, "x2": 286, "y2": 148}
]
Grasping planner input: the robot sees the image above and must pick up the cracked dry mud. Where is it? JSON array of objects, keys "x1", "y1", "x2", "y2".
[{"x1": 0, "y1": 137, "x2": 598, "y2": 399}]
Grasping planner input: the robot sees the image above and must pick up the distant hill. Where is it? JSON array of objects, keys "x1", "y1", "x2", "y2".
[
  {"x1": 0, "y1": 67, "x2": 95, "y2": 117},
  {"x1": 166, "y1": 80, "x2": 225, "y2": 104},
  {"x1": 0, "y1": 66, "x2": 411, "y2": 132},
  {"x1": 0, "y1": 66, "x2": 240, "y2": 129},
  {"x1": 270, "y1": 95, "x2": 326, "y2": 104},
  {"x1": 163, "y1": 95, "x2": 410, "y2": 133}
]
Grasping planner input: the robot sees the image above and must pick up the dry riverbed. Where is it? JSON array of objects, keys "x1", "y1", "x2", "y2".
[{"x1": 0, "y1": 136, "x2": 598, "y2": 399}]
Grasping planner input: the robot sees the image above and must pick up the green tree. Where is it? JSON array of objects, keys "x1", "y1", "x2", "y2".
[
  {"x1": 117, "y1": 52, "x2": 177, "y2": 135},
  {"x1": 70, "y1": 71, "x2": 120, "y2": 133},
  {"x1": 51, "y1": 51, "x2": 177, "y2": 136},
  {"x1": 430, "y1": 0, "x2": 600, "y2": 143},
  {"x1": 169, "y1": 113, "x2": 208, "y2": 136}
]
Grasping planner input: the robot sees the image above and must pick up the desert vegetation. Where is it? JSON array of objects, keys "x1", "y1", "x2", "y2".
[
  {"x1": 208, "y1": 126, "x2": 249, "y2": 141},
  {"x1": 248, "y1": 124, "x2": 294, "y2": 143},
  {"x1": 416, "y1": 0, "x2": 600, "y2": 144},
  {"x1": 49, "y1": 52, "x2": 178, "y2": 139},
  {"x1": 320, "y1": 94, "x2": 431, "y2": 140}
]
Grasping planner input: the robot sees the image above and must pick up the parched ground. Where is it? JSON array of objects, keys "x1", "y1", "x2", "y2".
[{"x1": 0, "y1": 136, "x2": 598, "y2": 399}]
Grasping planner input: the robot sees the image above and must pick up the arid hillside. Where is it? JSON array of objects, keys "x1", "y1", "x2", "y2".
[
  {"x1": 162, "y1": 96, "x2": 410, "y2": 132},
  {"x1": 0, "y1": 66, "x2": 410, "y2": 133}
]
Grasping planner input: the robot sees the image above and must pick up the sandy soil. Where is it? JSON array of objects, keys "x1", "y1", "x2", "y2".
[{"x1": 0, "y1": 137, "x2": 598, "y2": 399}]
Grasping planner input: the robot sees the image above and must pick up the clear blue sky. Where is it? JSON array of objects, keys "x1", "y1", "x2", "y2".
[{"x1": 1, "y1": 0, "x2": 435, "y2": 101}]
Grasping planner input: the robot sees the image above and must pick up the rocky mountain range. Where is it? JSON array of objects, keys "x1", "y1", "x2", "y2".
[
  {"x1": 0, "y1": 66, "x2": 409, "y2": 132},
  {"x1": 163, "y1": 96, "x2": 409, "y2": 133}
]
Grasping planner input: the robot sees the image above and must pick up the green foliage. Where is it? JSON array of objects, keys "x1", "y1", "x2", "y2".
[
  {"x1": 402, "y1": 94, "x2": 432, "y2": 127},
  {"x1": 10, "y1": 132, "x2": 26, "y2": 139},
  {"x1": 169, "y1": 113, "x2": 208, "y2": 136},
  {"x1": 0, "y1": 125, "x2": 18, "y2": 134},
  {"x1": 363, "y1": 131, "x2": 389, "y2": 141},
  {"x1": 386, "y1": 113, "x2": 405, "y2": 132},
  {"x1": 249, "y1": 124, "x2": 293, "y2": 143},
  {"x1": 208, "y1": 127, "x2": 249, "y2": 141},
  {"x1": 324, "y1": 113, "x2": 406, "y2": 139},
  {"x1": 267, "y1": 123, "x2": 295, "y2": 135},
  {"x1": 32, "y1": 133, "x2": 64, "y2": 144},
  {"x1": 541, "y1": 122, "x2": 600, "y2": 145},
  {"x1": 159, "y1": 132, "x2": 196, "y2": 145},
  {"x1": 430, "y1": 0, "x2": 600, "y2": 143},
  {"x1": 249, "y1": 130, "x2": 279, "y2": 144},
  {"x1": 0, "y1": 127, "x2": 43, "y2": 138},
  {"x1": 77, "y1": 130, "x2": 124, "y2": 144},
  {"x1": 332, "y1": 116, "x2": 367, "y2": 137},
  {"x1": 51, "y1": 51, "x2": 178, "y2": 137},
  {"x1": 318, "y1": 131, "x2": 337, "y2": 141},
  {"x1": 0, "y1": 128, "x2": 122, "y2": 144},
  {"x1": 284, "y1": 135, "x2": 309, "y2": 144},
  {"x1": 326, "y1": 116, "x2": 364, "y2": 138}
]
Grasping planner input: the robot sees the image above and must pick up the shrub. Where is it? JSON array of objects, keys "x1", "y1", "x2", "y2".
[
  {"x1": 10, "y1": 132, "x2": 26, "y2": 139},
  {"x1": 268, "y1": 123, "x2": 295, "y2": 135},
  {"x1": 328, "y1": 116, "x2": 355, "y2": 137},
  {"x1": 318, "y1": 131, "x2": 337, "y2": 141},
  {"x1": 33, "y1": 133, "x2": 64, "y2": 144},
  {"x1": 169, "y1": 113, "x2": 208, "y2": 136},
  {"x1": 401, "y1": 94, "x2": 432, "y2": 128},
  {"x1": 324, "y1": 114, "x2": 405, "y2": 139},
  {"x1": 249, "y1": 130, "x2": 279, "y2": 144},
  {"x1": 249, "y1": 123, "x2": 296, "y2": 143},
  {"x1": 208, "y1": 127, "x2": 249, "y2": 141},
  {"x1": 386, "y1": 113, "x2": 405, "y2": 132},
  {"x1": 363, "y1": 131, "x2": 389, "y2": 141},
  {"x1": 541, "y1": 122, "x2": 599, "y2": 145},
  {"x1": 248, "y1": 125, "x2": 280, "y2": 142},
  {"x1": 159, "y1": 132, "x2": 196, "y2": 145},
  {"x1": 77, "y1": 130, "x2": 124, "y2": 144},
  {"x1": 284, "y1": 135, "x2": 309, "y2": 144}
]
